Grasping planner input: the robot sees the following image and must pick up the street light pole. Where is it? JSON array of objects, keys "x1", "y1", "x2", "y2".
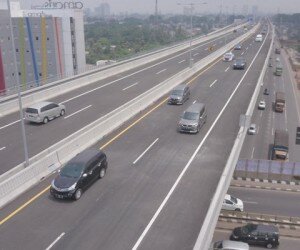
[
  {"x1": 6, "y1": 0, "x2": 29, "y2": 166},
  {"x1": 178, "y1": 2, "x2": 207, "y2": 68}
]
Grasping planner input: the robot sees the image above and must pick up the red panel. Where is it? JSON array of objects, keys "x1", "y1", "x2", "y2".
[{"x1": 0, "y1": 46, "x2": 5, "y2": 94}]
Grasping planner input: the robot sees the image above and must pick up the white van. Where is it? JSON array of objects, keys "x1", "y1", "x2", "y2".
[{"x1": 255, "y1": 34, "x2": 263, "y2": 42}]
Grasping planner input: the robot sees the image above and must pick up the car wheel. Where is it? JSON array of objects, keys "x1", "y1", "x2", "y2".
[
  {"x1": 43, "y1": 117, "x2": 49, "y2": 124},
  {"x1": 266, "y1": 243, "x2": 273, "y2": 249},
  {"x1": 74, "y1": 188, "x2": 82, "y2": 200},
  {"x1": 235, "y1": 208, "x2": 241, "y2": 212},
  {"x1": 60, "y1": 109, "x2": 65, "y2": 116},
  {"x1": 99, "y1": 167, "x2": 106, "y2": 179}
]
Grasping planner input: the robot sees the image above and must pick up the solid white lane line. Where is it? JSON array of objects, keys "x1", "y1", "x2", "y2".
[
  {"x1": 225, "y1": 67, "x2": 230, "y2": 72},
  {"x1": 64, "y1": 105, "x2": 92, "y2": 119},
  {"x1": 178, "y1": 59, "x2": 186, "y2": 64},
  {"x1": 132, "y1": 33, "x2": 268, "y2": 250},
  {"x1": 45, "y1": 232, "x2": 65, "y2": 250},
  {"x1": 0, "y1": 147, "x2": 6, "y2": 151},
  {"x1": 122, "y1": 82, "x2": 139, "y2": 91},
  {"x1": 193, "y1": 100, "x2": 197, "y2": 104},
  {"x1": 210, "y1": 79, "x2": 218, "y2": 88},
  {"x1": 241, "y1": 51, "x2": 245, "y2": 55},
  {"x1": 251, "y1": 147, "x2": 255, "y2": 159},
  {"x1": 194, "y1": 53, "x2": 199, "y2": 56},
  {"x1": 133, "y1": 138, "x2": 159, "y2": 165},
  {"x1": 156, "y1": 69, "x2": 167, "y2": 75},
  {"x1": 0, "y1": 119, "x2": 21, "y2": 130}
]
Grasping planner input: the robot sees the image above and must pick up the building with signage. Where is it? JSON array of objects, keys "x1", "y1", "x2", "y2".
[{"x1": 0, "y1": 0, "x2": 85, "y2": 93}]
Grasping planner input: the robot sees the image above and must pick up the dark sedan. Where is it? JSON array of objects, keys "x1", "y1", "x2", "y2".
[
  {"x1": 50, "y1": 149, "x2": 107, "y2": 200},
  {"x1": 233, "y1": 58, "x2": 247, "y2": 70}
]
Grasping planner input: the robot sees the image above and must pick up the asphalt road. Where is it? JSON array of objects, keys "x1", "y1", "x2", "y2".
[
  {"x1": 213, "y1": 228, "x2": 300, "y2": 250},
  {"x1": 0, "y1": 25, "x2": 271, "y2": 250},
  {"x1": 0, "y1": 27, "x2": 248, "y2": 174},
  {"x1": 228, "y1": 186, "x2": 300, "y2": 217},
  {"x1": 239, "y1": 38, "x2": 300, "y2": 162}
]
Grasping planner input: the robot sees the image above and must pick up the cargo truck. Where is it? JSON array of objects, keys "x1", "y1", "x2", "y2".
[
  {"x1": 272, "y1": 130, "x2": 289, "y2": 161},
  {"x1": 275, "y1": 91, "x2": 285, "y2": 112}
]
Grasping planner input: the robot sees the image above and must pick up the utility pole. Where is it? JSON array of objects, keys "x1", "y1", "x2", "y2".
[
  {"x1": 6, "y1": 0, "x2": 29, "y2": 166},
  {"x1": 177, "y1": 2, "x2": 207, "y2": 68}
]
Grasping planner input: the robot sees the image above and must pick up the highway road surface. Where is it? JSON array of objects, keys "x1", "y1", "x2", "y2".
[
  {"x1": 0, "y1": 25, "x2": 272, "y2": 250},
  {"x1": 213, "y1": 228, "x2": 300, "y2": 250},
  {"x1": 228, "y1": 186, "x2": 300, "y2": 217},
  {"x1": 0, "y1": 27, "x2": 247, "y2": 174}
]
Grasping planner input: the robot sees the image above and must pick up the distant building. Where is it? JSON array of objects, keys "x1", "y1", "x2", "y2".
[
  {"x1": 0, "y1": 1, "x2": 85, "y2": 93},
  {"x1": 94, "y1": 3, "x2": 110, "y2": 18}
]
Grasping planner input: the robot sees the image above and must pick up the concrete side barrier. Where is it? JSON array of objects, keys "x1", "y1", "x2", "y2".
[
  {"x1": 0, "y1": 23, "x2": 247, "y2": 116},
  {"x1": 0, "y1": 25, "x2": 255, "y2": 209}
]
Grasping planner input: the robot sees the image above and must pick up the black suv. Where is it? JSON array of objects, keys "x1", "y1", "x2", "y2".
[
  {"x1": 230, "y1": 224, "x2": 279, "y2": 249},
  {"x1": 50, "y1": 149, "x2": 107, "y2": 200},
  {"x1": 168, "y1": 84, "x2": 190, "y2": 105}
]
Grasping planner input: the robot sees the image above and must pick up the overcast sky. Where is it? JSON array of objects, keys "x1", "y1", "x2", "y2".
[{"x1": 14, "y1": 0, "x2": 300, "y2": 15}]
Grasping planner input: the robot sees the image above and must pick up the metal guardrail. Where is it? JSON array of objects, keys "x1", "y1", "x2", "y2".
[
  {"x1": 220, "y1": 211, "x2": 300, "y2": 228},
  {"x1": 0, "y1": 22, "x2": 247, "y2": 116},
  {"x1": 193, "y1": 22, "x2": 274, "y2": 250},
  {"x1": 0, "y1": 24, "x2": 255, "y2": 209}
]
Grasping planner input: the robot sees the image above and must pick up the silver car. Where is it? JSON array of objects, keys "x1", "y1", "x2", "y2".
[{"x1": 25, "y1": 101, "x2": 66, "y2": 124}]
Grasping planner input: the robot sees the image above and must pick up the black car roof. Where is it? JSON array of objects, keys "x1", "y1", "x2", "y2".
[
  {"x1": 173, "y1": 84, "x2": 187, "y2": 91},
  {"x1": 71, "y1": 149, "x2": 104, "y2": 164},
  {"x1": 256, "y1": 224, "x2": 279, "y2": 233}
]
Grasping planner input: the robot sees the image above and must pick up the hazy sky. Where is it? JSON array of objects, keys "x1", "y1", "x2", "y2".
[{"x1": 14, "y1": 0, "x2": 300, "y2": 14}]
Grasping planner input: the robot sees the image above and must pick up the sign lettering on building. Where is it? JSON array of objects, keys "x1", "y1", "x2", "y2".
[{"x1": 32, "y1": 0, "x2": 84, "y2": 10}]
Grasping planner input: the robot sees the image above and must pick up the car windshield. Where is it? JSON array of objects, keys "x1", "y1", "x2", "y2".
[
  {"x1": 60, "y1": 163, "x2": 85, "y2": 178},
  {"x1": 183, "y1": 111, "x2": 198, "y2": 120},
  {"x1": 171, "y1": 90, "x2": 184, "y2": 96},
  {"x1": 230, "y1": 195, "x2": 238, "y2": 204},
  {"x1": 25, "y1": 108, "x2": 38, "y2": 114}
]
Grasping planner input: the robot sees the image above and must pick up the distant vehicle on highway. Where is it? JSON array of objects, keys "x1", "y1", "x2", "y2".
[
  {"x1": 263, "y1": 88, "x2": 269, "y2": 95},
  {"x1": 275, "y1": 91, "x2": 285, "y2": 112},
  {"x1": 258, "y1": 100, "x2": 266, "y2": 110},
  {"x1": 222, "y1": 194, "x2": 244, "y2": 212},
  {"x1": 177, "y1": 102, "x2": 206, "y2": 134},
  {"x1": 50, "y1": 149, "x2": 107, "y2": 200},
  {"x1": 248, "y1": 124, "x2": 256, "y2": 135},
  {"x1": 274, "y1": 64, "x2": 283, "y2": 76},
  {"x1": 276, "y1": 57, "x2": 280, "y2": 62},
  {"x1": 223, "y1": 52, "x2": 235, "y2": 62},
  {"x1": 168, "y1": 84, "x2": 190, "y2": 105},
  {"x1": 275, "y1": 48, "x2": 281, "y2": 54},
  {"x1": 233, "y1": 58, "x2": 246, "y2": 70},
  {"x1": 272, "y1": 129, "x2": 289, "y2": 161},
  {"x1": 230, "y1": 224, "x2": 279, "y2": 249},
  {"x1": 234, "y1": 44, "x2": 242, "y2": 50},
  {"x1": 25, "y1": 101, "x2": 66, "y2": 124},
  {"x1": 255, "y1": 34, "x2": 263, "y2": 42},
  {"x1": 211, "y1": 240, "x2": 249, "y2": 250}
]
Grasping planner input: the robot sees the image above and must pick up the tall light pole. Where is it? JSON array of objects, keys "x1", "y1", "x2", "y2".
[
  {"x1": 177, "y1": 2, "x2": 207, "y2": 68},
  {"x1": 6, "y1": 0, "x2": 29, "y2": 166}
]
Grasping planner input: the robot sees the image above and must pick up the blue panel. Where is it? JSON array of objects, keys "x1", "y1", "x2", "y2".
[{"x1": 25, "y1": 18, "x2": 39, "y2": 86}]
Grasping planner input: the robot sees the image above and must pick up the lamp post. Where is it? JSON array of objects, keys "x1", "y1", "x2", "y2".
[
  {"x1": 178, "y1": 2, "x2": 207, "y2": 68},
  {"x1": 6, "y1": 0, "x2": 29, "y2": 166}
]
